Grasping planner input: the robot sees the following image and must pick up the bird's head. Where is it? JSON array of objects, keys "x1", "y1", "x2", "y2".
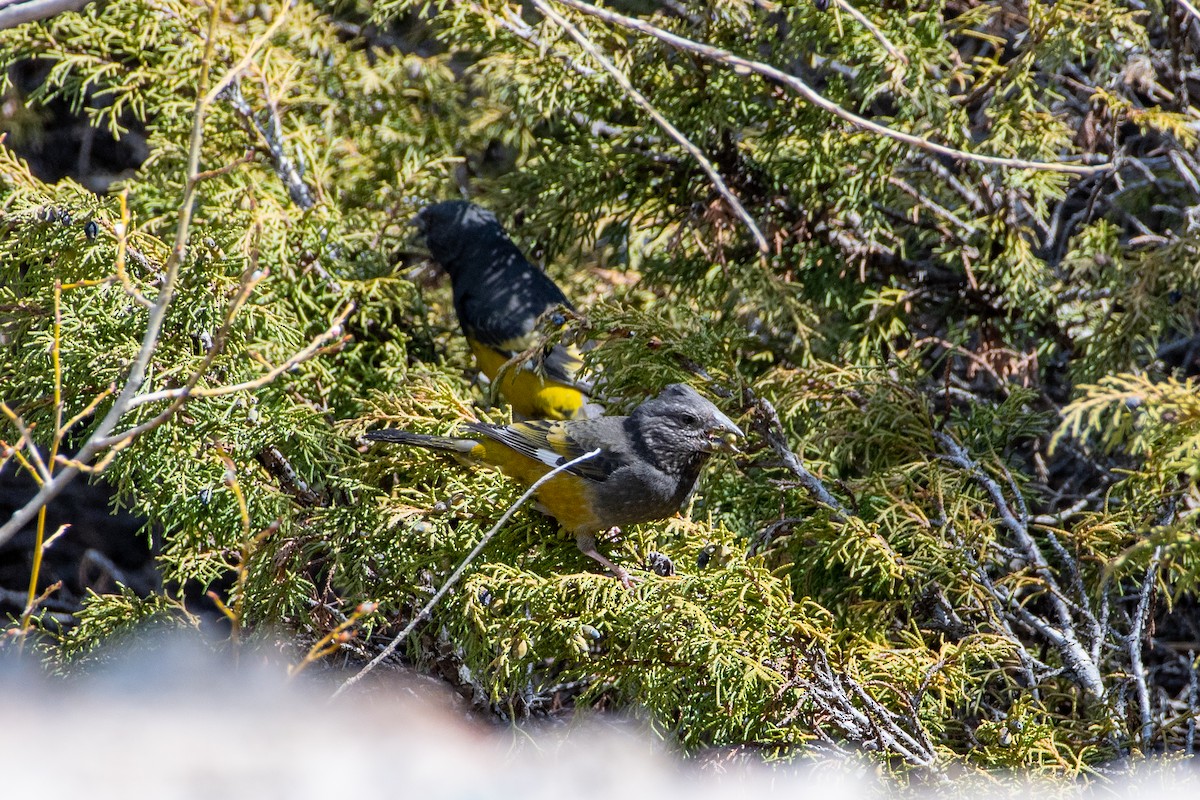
[
  {"x1": 411, "y1": 200, "x2": 506, "y2": 271},
  {"x1": 632, "y1": 383, "x2": 744, "y2": 472}
]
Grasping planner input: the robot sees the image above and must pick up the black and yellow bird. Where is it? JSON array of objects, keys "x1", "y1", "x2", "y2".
[
  {"x1": 414, "y1": 200, "x2": 596, "y2": 420},
  {"x1": 365, "y1": 383, "x2": 742, "y2": 587}
]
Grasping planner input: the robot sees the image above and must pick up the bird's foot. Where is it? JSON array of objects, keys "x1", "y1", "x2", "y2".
[
  {"x1": 577, "y1": 530, "x2": 639, "y2": 591},
  {"x1": 612, "y1": 565, "x2": 645, "y2": 590}
]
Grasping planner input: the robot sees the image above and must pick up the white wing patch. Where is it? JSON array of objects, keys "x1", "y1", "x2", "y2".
[{"x1": 530, "y1": 446, "x2": 567, "y2": 469}]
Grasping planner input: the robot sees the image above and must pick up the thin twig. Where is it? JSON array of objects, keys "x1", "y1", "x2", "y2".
[
  {"x1": 887, "y1": 176, "x2": 979, "y2": 236},
  {"x1": 0, "y1": 404, "x2": 51, "y2": 483},
  {"x1": 107, "y1": 190, "x2": 154, "y2": 309},
  {"x1": 962, "y1": 556, "x2": 1043, "y2": 691},
  {"x1": 485, "y1": 3, "x2": 596, "y2": 77},
  {"x1": 552, "y1": 0, "x2": 1108, "y2": 175},
  {"x1": 1178, "y1": 0, "x2": 1200, "y2": 26},
  {"x1": 0, "y1": 0, "x2": 293, "y2": 548},
  {"x1": 89, "y1": 263, "x2": 271, "y2": 447},
  {"x1": 330, "y1": 448, "x2": 602, "y2": 699},
  {"x1": 832, "y1": 0, "x2": 908, "y2": 65},
  {"x1": 779, "y1": 648, "x2": 938, "y2": 768},
  {"x1": 534, "y1": 0, "x2": 770, "y2": 255},
  {"x1": 203, "y1": 0, "x2": 294, "y2": 106},
  {"x1": 120, "y1": 305, "x2": 352, "y2": 413},
  {"x1": 1188, "y1": 649, "x2": 1197, "y2": 755}
]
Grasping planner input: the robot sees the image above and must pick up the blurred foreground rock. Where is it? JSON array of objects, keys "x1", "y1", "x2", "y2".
[{"x1": 2, "y1": 633, "x2": 1199, "y2": 800}]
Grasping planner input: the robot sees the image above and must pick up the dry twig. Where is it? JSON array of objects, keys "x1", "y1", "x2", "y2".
[
  {"x1": 533, "y1": 0, "x2": 770, "y2": 255},
  {"x1": 331, "y1": 448, "x2": 602, "y2": 699},
  {"x1": 551, "y1": 0, "x2": 1109, "y2": 176},
  {"x1": 832, "y1": 0, "x2": 908, "y2": 66}
]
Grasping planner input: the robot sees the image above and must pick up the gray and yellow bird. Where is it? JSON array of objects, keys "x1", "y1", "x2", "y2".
[{"x1": 365, "y1": 383, "x2": 743, "y2": 586}]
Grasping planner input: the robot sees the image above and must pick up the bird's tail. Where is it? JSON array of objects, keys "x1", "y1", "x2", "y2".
[{"x1": 363, "y1": 429, "x2": 478, "y2": 454}]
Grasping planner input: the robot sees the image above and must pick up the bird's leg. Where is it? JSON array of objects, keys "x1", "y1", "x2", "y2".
[{"x1": 575, "y1": 530, "x2": 638, "y2": 589}]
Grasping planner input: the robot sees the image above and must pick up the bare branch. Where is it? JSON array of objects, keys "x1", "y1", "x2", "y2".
[
  {"x1": 551, "y1": 0, "x2": 1109, "y2": 175},
  {"x1": 935, "y1": 433, "x2": 1106, "y2": 700},
  {"x1": 225, "y1": 78, "x2": 316, "y2": 209},
  {"x1": 203, "y1": 0, "x2": 294, "y2": 106},
  {"x1": 1129, "y1": 546, "x2": 1162, "y2": 748},
  {"x1": 887, "y1": 176, "x2": 980, "y2": 236},
  {"x1": 533, "y1": 0, "x2": 770, "y2": 255},
  {"x1": 0, "y1": 0, "x2": 91, "y2": 30},
  {"x1": 331, "y1": 448, "x2": 602, "y2": 699},
  {"x1": 751, "y1": 397, "x2": 850, "y2": 520},
  {"x1": 776, "y1": 648, "x2": 938, "y2": 768},
  {"x1": 483, "y1": 2, "x2": 596, "y2": 78}
]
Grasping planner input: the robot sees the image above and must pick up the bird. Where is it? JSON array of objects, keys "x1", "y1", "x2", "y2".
[
  {"x1": 365, "y1": 383, "x2": 743, "y2": 587},
  {"x1": 413, "y1": 200, "x2": 597, "y2": 420}
]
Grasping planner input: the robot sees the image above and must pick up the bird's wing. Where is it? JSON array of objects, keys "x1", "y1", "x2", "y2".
[
  {"x1": 455, "y1": 259, "x2": 593, "y2": 391},
  {"x1": 538, "y1": 341, "x2": 594, "y2": 392},
  {"x1": 466, "y1": 419, "x2": 625, "y2": 483},
  {"x1": 481, "y1": 334, "x2": 592, "y2": 392}
]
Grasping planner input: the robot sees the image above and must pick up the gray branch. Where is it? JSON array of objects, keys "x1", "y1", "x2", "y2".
[
  {"x1": 0, "y1": 0, "x2": 91, "y2": 30},
  {"x1": 225, "y1": 79, "x2": 315, "y2": 209},
  {"x1": 1129, "y1": 546, "x2": 1162, "y2": 747},
  {"x1": 935, "y1": 432, "x2": 1106, "y2": 700},
  {"x1": 752, "y1": 398, "x2": 851, "y2": 521}
]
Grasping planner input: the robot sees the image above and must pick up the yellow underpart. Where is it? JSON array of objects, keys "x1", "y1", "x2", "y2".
[
  {"x1": 469, "y1": 338, "x2": 587, "y2": 420},
  {"x1": 469, "y1": 440, "x2": 600, "y2": 533}
]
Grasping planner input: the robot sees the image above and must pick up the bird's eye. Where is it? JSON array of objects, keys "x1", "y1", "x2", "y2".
[{"x1": 678, "y1": 411, "x2": 700, "y2": 427}]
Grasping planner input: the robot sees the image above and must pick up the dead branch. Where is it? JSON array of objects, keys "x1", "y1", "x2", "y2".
[
  {"x1": 551, "y1": 0, "x2": 1108, "y2": 175},
  {"x1": 225, "y1": 78, "x2": 316, "y2": 210},
  {"x1": 1130, "y1": 546, "x2": 1163, "y2": 747},
  {"x1": 751, "y1": 397, "x2": 851, "y2": 521},
  {"x1": 532, "y1": 0, "x2": 770, "y2": 255},
  {"x1": 776, "y1": 647, "x2": 938, "y2": 768},
  {"x1": 0, "y1": 0, "x2": 91, "y2": 30},
  {"x1": 935, "y1": 432, "x2": 1106, "y2": 700}
]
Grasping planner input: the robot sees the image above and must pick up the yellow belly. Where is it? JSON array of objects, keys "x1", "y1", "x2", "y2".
[
  {"x1": 470, "y1": 440, "x2": 601, "y2": 533},
  {"x1": 469, "y1": 339, "x2": 587, "y2": 420}
]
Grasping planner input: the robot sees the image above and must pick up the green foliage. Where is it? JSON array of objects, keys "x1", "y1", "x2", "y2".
[
  {"x1": 3, "y1": 0, "x2": 1200, "y2": 781},
  {"x1": 51, "y1": 586, "x2": 197, "y2": 666}
]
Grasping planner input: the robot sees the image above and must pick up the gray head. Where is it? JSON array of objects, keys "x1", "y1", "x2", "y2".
[
  {"x1": 412, "y1": 200, "x2": 507, "y2": 271},
  {"x1": 629, "y1": 383, "x2": 743, "y2": 474}
]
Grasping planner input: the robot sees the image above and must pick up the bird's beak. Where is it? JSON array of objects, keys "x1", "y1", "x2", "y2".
[
  {"x1": 408, "y1": 212, "x2": 428, "y2": 235},
  {"x1": 407, "y1": 214, "x2": 432, "y2": 255},
  {"x1": 706, "y1": 410, "x2": 744, "y2": 454}
]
